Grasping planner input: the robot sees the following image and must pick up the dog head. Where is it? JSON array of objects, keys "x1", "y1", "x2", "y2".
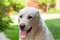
[{"x1": 18, "y1": 7, "x2": 40, "y2": 31}]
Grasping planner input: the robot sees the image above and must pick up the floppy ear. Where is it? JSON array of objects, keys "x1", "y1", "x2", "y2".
[
  {"x1": 35, "y1": 10, "x2": 41, "y2": 23},
  {"x1": 36, "y1": 10, "x2": 40, "y2": 19},
  {"x1": 31, "y1": 10, "x2": 40, "y2": 24}
]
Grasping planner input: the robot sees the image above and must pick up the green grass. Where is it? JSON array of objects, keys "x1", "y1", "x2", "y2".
[
  {"x1": 45, "y1": 19, "x2": 60, "y2": 40},
  {"x1": 4, "y1": 25, "x2": 19, "y2": 40}
]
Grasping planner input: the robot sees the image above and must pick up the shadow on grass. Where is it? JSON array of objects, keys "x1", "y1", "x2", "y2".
[
  {"x1": 45, "y1": 19, "x2": 60, "y2": 40},
  {"x1": 4, "y1": 25, "x2": 19, "y2": 40}
]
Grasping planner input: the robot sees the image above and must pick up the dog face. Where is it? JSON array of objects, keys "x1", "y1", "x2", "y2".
[{"x1": 18, "y1": 7, "x2": 40, "y2": 31}]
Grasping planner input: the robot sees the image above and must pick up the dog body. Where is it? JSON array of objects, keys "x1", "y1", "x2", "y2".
[{"x1": 18, "y1": 7, "x2": 54, "y2": 40}]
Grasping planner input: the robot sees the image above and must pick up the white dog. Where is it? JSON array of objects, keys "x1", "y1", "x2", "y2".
[{"x1": 18, "y1": 7, "x2": 54, "y2": 40}]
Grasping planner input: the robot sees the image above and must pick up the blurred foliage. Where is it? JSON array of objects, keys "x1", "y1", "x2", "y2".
[
  {"x1": 3, "y1": 0, "x2": 25, "y2": 11},
  {"x1": 0, "y1": 15, "x2": 12, "y2": 31},
  {"x1": 38, "y1": 0, "x2": 56, "y2": 5},
  {"x1": 38, "y1": 0, "x2": 49, "y2": 5},
  {"x1": 48, "y1": 8, "x2": 60, "y2": 13},
  {"x1": 50, "y1": 0, "x2": 56, "y2": 5},
  {"x1": 0, "y1": 0, "x2": 25, "y2": 31},
  {"x1": 0, "y1": 2, "x2": 12, "y2": 31}
]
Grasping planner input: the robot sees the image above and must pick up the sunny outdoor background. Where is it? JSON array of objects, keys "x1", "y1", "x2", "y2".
[{"x1": 0, "y1": 0, "x2": 60, "y2": 40}]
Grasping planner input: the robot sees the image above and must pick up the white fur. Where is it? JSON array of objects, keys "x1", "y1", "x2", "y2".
[{"x1": 18, "y1": 7, "x2": 54, "y2": 40}]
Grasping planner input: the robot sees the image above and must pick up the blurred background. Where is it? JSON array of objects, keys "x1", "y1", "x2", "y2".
[{"x1": 0, "y1": 0, "x2": 60, "y2": 40}]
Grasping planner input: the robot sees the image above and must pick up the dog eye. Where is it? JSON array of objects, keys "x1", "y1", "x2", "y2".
[
  {"x1": 20, "y1": 15, "x2": 22, "y2": 18},
  {"x1": 28, "y1": 16, "x2": 33, "y2": 19}
]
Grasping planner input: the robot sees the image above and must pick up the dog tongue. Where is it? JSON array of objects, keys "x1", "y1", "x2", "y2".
[{"x1": 21, "y1": 30, "x2": 27, "y2": 38}]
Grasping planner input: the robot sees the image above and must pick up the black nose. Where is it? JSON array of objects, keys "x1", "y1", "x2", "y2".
[{"x1": 20, "y1": 23, "x2": 25, "y2": 30}]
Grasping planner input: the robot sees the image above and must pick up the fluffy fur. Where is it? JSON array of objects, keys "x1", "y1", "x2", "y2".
[{"x1": 18, "y1": 7, "x2": 54, "y2": 40}]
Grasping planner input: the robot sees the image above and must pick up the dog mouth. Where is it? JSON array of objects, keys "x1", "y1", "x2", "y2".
[{"x1": 20, "y1": 27, "x2": 32, "y2": 38}]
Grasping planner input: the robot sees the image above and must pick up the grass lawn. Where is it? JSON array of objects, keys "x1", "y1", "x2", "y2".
[
  {"x1": 45, "y1": 19, "x2": 60, "y2": 40},
  {"x1": 4, "y1": 25, "x2": 19, "y2": 40},
  {"x1": 4, "y1": 19, "x2": 60, "y2": 40}
]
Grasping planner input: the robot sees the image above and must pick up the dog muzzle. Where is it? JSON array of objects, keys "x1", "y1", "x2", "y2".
[{"x1": 21, "y1": 27, "x2": 32, "y2": 38}]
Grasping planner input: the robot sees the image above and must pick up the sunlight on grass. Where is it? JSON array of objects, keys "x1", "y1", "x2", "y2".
[
  {"x1": 4, "y1": 25, "x2": 19, "y2": 40},
  {"x1": 45, "y1": 19, "x2": 60, "y2": 40}
]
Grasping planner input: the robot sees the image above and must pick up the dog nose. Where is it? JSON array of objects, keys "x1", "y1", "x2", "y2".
[{"x1": 20, "y1": 23, "x2": 25, "y2": 28}]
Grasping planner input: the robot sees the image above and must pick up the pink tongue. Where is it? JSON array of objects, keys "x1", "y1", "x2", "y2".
[{"x1": 21, "y1": 30, "x2": 27, "y2": 38}]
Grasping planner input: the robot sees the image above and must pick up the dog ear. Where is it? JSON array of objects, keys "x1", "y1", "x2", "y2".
[{"x1": 36, "y1": 10, "x2": 40, "y2": 19}]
